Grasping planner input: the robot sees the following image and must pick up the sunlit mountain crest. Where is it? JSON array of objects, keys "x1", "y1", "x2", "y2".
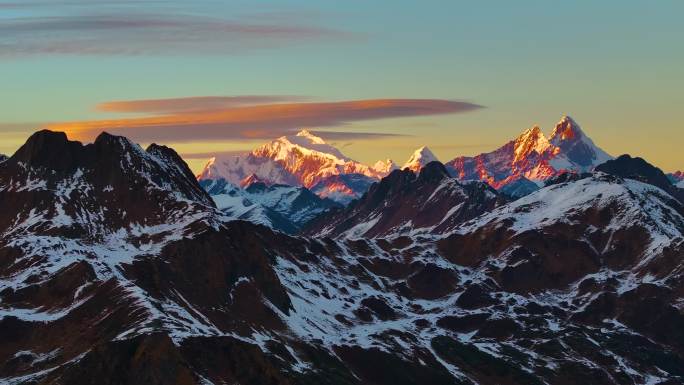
[
  {"x1": 197, "y1": 129, "x2": 394, "y2": 202},
  {"x1": 198, "y1": 116, "x2": 613, "y2": 202},
  {"x1": 447, "y1": 115, "x2": 612, "y2": 189}
]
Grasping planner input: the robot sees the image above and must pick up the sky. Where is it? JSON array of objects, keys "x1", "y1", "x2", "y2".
[{"x1": 1, "y1": 0, "x2": 683, "y2": 173}]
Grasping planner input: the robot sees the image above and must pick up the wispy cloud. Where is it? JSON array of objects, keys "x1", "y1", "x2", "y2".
[
  {"x1": 0, "y1": 5, "x2": 352, "y2": 57},
  {"x1": 47, "y1": 97, "x2": 483, "y2": 143},
  {"x1": 96, "y1": 96, "x2": 309, "y2": 114},
  {"x1": 312, "y1": 131, "x2": 408, "y2": 141},
  {"x1": 180, "y1": 150, "x2": 248, "y2": 160}
]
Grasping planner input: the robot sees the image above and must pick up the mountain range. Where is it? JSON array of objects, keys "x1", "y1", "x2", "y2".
[
  {"x1": 1, "y1": 127, "x2": 683, "y2": 384},
  {"x1": 197, "y1": 130, "x2": 392, "y2": 204},
  {"x1": 195, "y1": 116, "x2": 625, "y2": 231},
  {"x1": 304, "y1": 162, "x2": 504, "y2": 238},
  {"x1": 200, "y1": 178, "x2": 339, "y2": 233},
  {"x1": 197, "y1": 116, "x2": 616, "y2": 207},
  {"x1": 446, "y1": 115, "x2": 612, "y2": 191}
]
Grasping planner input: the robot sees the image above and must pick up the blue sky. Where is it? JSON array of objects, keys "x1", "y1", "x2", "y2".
[{"x1": 1, "y1": 0, "x2": 682, "y2": 171}]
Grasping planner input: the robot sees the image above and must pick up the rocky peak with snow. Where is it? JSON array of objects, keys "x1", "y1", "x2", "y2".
[
  {"x1": 372, "y1": 158, "x2": 398, "y2": 174},
  {"x1": 549, "y1": 115, "x2": 581, "y2": 141},
  {"x1": 1, "y1": 130, "x2": 215, "y2": 238},
  {"x1": 295, "y1": 128, "x2": 325, "y2": 143},
  {"x1": 11, "y1": 130, "x2": 92, "y2": 172},
  {"x1": 596, "y1": 154, "x2": 684, "y2": 203},
  {"x1": 197, "y1": 129, "x2": 394, "y2": 204},
  {"x1": 402, "y1": 146, "x2": 439, "y2": 172},
  {"x1": 447, "y1": 115, "x2": 612, "y2": 193},
  {"x1": 253, "y1": 129, "x2": 351, "y2": 164},
  {"x1": 512, "y1": 125, "x2": 551, "y2": 164},
  {"x1": 548, "y1": 115, "x2": 612, "y2": 167},
  {"x1": 305, "y1": 161, "x2": 502, "y2": 238}
]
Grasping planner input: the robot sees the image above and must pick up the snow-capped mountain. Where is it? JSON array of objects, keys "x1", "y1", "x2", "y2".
[
  {"x1": 442, "y1": 171, "x2": 684, "y2": 296},
  {"x1": 2, "y1": 129, "x2": 684, "y2": 384},
  {"x1": 447, "y1": 115, "x2": 612, "y2": 191},
  {"x1": 305, "y1": 161, "x2": 504, "y2": 238},
  {"x1": 200, "y1": 178, "x2": 339, "y2": 233},
  {"x1": 197, "y1": 130, "x2": 392, "y2": 203},
  {"x1": 402, "y1": 146, "x2": 438, "y2": 172},
  {"x1": 372, "y1": 158, "x2": 399, "y2": 174},
  {"x1": 596, "y1": 154, "x2": 684, "y2": 203}
]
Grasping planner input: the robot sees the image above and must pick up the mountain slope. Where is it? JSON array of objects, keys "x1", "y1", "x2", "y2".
[
  {"x1": 197, "y1": 130, "x2": 391, "y2": 203},
  {"x1": 444, "y1": 173, "x2": 684, "y2": 291},
  {"x1": 200, "y1": 178, "x2": 339, "y2": 233},
  {"x1": 447, "y1": 116, "x2": 612, "y2": 191},
  {"x1": 305, "y1": 161, "x2": 503, "y2": 238},
  {"x1": 0, "y1": 131, "x2": 299, "y2": 383},
  {"x1": 498, "y1": 176, "x2": 540, "y2": 198},
  {"x1": 596, "y1": 154, "x2": 684, "y2": 203}
]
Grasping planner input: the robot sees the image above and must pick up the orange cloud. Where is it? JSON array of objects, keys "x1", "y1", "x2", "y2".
[{"x1": 49, "y1": 98, "x2": 483, "y2": 143}]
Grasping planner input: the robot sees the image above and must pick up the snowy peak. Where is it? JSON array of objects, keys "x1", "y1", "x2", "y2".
[
  {"x1": 403, "y1": 146, "x2": 439, "y2": 172},
  {"x1": 295, "y1": 129, "x2": 326, "y2": 144},
  {"x1": 372, "y1": 158, "x2": 398, "y2": 174},
  {"x1": 197, "y1": 129, "x2": 391, "y2": 203},
  {"x1": 513, "y1": 125, "x2": 551, "y2": 163},
  {"x1": 0, "y1": 129, "x2": 216, "y2": 247},
  {"x1": 446, "y1": 115, "x2": 613, "y2": 193},
  {"x1": 548, "y1": 115, "x2": 611, "y2": 168},
  {"x1": 596, "y1": 154, "x2": 684, "y2": 203},
  {"x1": 254, "y1": 129, "x2": 350, "y2": 163},
  {"x1": 549, "y1": 115, "x2": 583, "y2": 143}
]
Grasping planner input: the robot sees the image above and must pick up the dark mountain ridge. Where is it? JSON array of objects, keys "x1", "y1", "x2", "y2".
[
  {"x1": 596, "y1": 154, "x2": 684, "y2": 203},
  {"x1": 304, "y1": 161, "x2": 505, "y2": 238}
]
